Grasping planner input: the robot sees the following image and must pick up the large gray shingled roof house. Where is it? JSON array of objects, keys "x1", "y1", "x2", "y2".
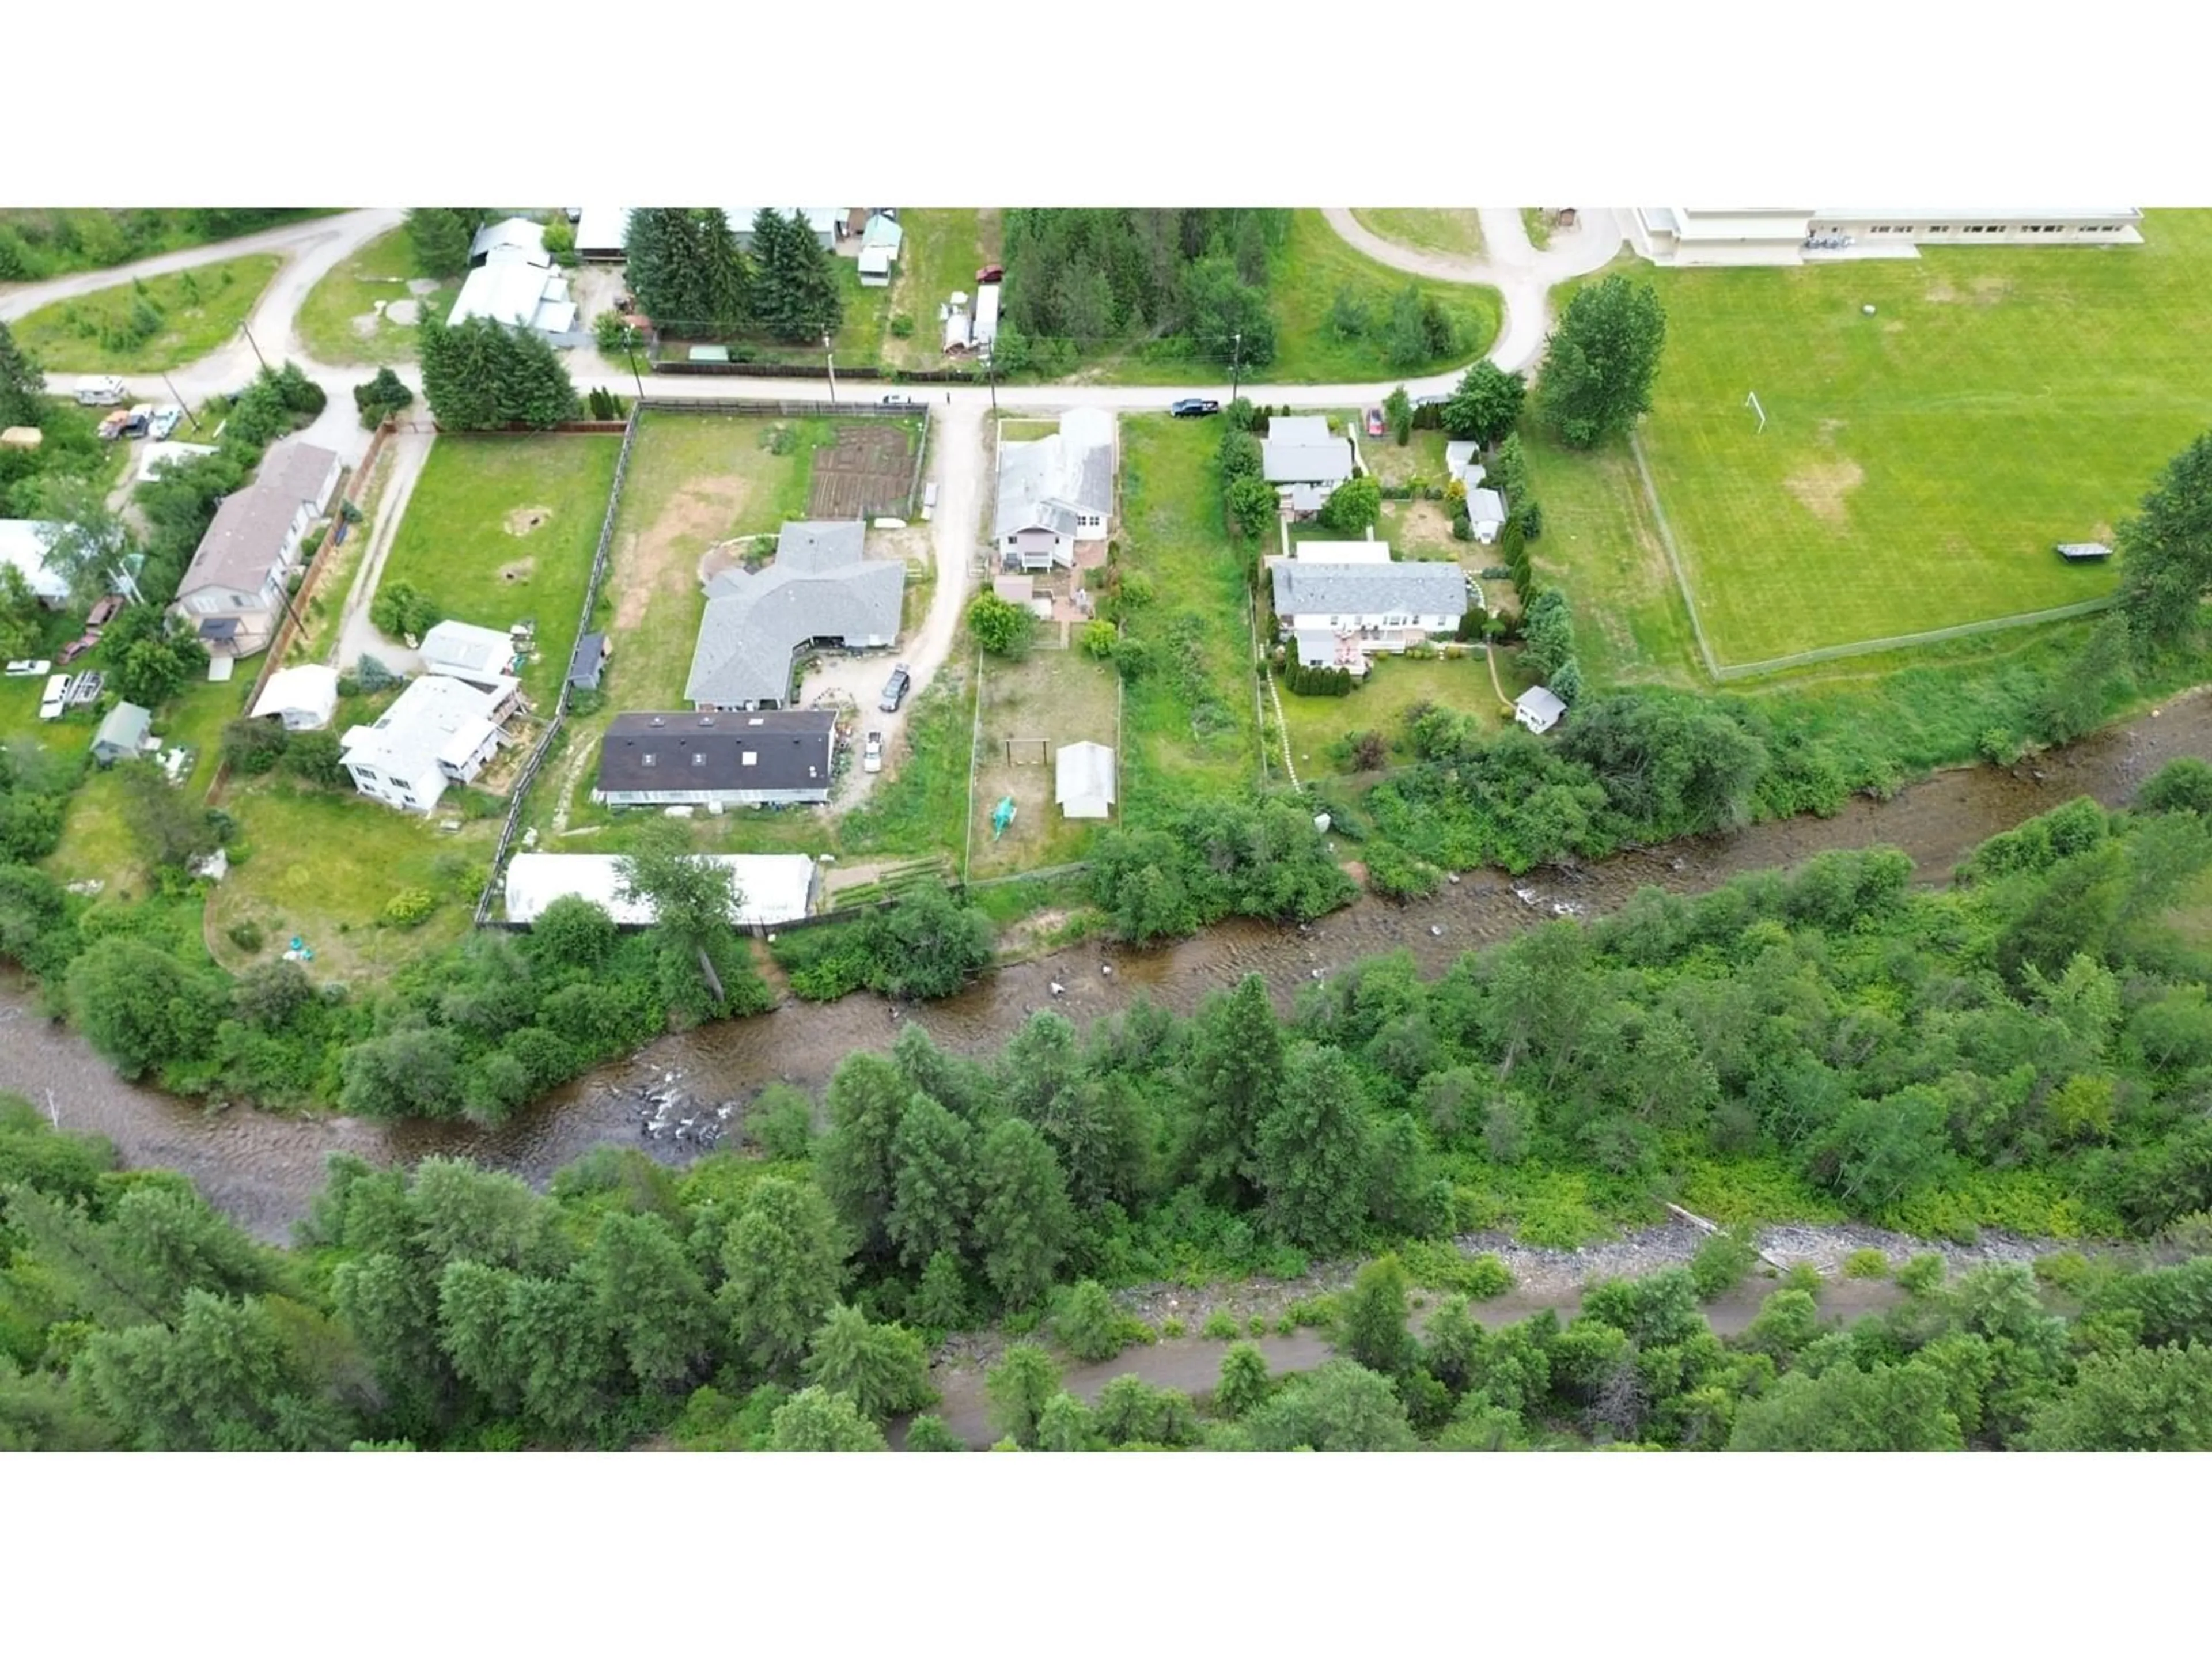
[{"x1": 683, "y1": 520, "x2": 904, "y2": 710}]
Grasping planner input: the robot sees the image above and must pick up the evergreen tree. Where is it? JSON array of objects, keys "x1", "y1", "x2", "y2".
[
  {"x1": 406, "y1": 208, "x2": 474, "y2": 279},
  {"x1": 417, "y1": 312, "x2": 577, "y2": 432},
  {"x1": 1253, "y1": 1042, "x2": 1375, "y2": 1255},
  {"x1": 815, "y1": 1052, "x2": 914, "y2": 1262},
  {"x1": 1183, "y1": 975, "x2": 1287, "y2": 1203},
  {"x1": 1214, "y1": 1342, "x2": 1274, "y2": 1419},
  {"x1": 1033, "y1": 1390, "x2": 1101, "y2": 1451},
  {"x1": 0, "y1": 320, "x2": 46, "y2": 431},
  {"x1": 749, "y1": 209, "x2": 843, "y2": 343},
  {"x1": 908, "y1": 1250, "x2": 972, "y2": 1331},
  {"x1": 885, "y1": 1094, "x2": 976, "y2": 1272},
  {"x1": 718, "y1": 1177, "x2": 847, "y2": 1377},
  {"x1": 1338, "y1": 1253, "x2": 1415, "y2": 1377},
  {"x1": 972, "y1": 1118, "x2": 1077, "y2": 1310},
  {"x1": 766, "y1": 1385, "x2": 888, "y2": 1450},
  {"x1": 984, "y1": 1341, "x2": 1060, "y2": 1448},
  {"x1": 803, "y1": 1304, "x2": 935, "y2": 1421},
  {"x1": 582, "y1": 1211, "x2": 714, "y2": 1392},
  {"x1": 691, "y1": 210, "x2": 753, "y2": 336}
]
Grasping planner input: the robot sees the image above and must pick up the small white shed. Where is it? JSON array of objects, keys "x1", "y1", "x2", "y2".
[
  {"x1": 1468, "y1": 487, "x2": 1508, "y2": 544},
  {"x1": 1054, "y1": 740, "x2": 1117, "y2": 820},
  {"x1": 1514, "y1": 686, "x2": 1567, "y2": 735},
  {"x1": 251, "y1": 663, "x2": 340, "y2": 731}
]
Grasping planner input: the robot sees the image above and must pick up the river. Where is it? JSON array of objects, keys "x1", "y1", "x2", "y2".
[{"x1": 3, "y1": 691, "x2": 2207, "y2": 1243}]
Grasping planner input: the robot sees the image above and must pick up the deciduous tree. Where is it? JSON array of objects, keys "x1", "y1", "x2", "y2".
[
  {"x1": 984, "y1": 1340, "x2": 1060, "y2": 1448},
  {"x1": 766, "y1": 1384, "x2": 887, "y2": 1450},
  {"x1": 1536, "y1": 273, "x2": 1668, "y2": 448},
  {"x1": 2114, "y1": 430, "x2": 2212, "y2": 660},
  {"x1": 804, "y1": 1303, "x2": 935, "y2": 1421}
]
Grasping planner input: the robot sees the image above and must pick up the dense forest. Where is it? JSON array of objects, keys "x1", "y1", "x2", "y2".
[
  {"x1": 0, "y1": 209, "x2": 313, "y2": 282},
  {"x1": 995, "y1": 209, "x2": 1287, "y2": 374},
  {"x1": 9, "y1": 775, "x2": 2212, "y2": 1450}
]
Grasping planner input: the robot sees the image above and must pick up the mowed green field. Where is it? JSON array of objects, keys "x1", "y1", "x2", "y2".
[
  {"x1": 377, "y1": 434, "x2": 621, "y2": 703},
  {"x1": 1635, "y1": 210, "x2": 2212, "y2": 664}
]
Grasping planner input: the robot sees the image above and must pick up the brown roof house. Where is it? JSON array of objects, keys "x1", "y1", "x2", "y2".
[{"x1": 168, "y1": 441, "x2": 341, "y2": 658}]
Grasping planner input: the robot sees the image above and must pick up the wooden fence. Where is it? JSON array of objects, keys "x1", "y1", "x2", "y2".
[
  {"x1": 206, "y1": 419, "x2": 395, "y2": 806},
  {"x1": 471, "y1": 409, "x2": 643, "y2": 925},
  {"x1": 647, "y1": 357, "x2": 981, "y2": 384},
  {"x1": 636, "y1": 396, "x2": 928, "y2": 419}
]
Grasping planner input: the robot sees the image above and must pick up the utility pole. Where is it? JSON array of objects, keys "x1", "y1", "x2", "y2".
[
  {"x1": 161, "y1": 372, "x2": 196, "y2": 428},
  {"x1": 1230, "y1": 330, "x2": 1243, "y2": 404},
  {"x1": 823, "y1": 334, "x2": 838, "y2": 403},
  {"x1": 622, "y1": 331, "x2": 646, "y2": 404},
  {"x1": 241, "y1": 323, "x2": 268, "y2": 373},
  {"x1": 986, "y1": 349, "x2": 997, "y2": 414}
]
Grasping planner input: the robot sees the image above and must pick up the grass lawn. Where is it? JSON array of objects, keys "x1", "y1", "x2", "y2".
[
  {"x1": 293, "y1": 225, "x2": 456, "y2": 366},
  {"x1": 378, "y1": 434, "x2": 621, "y2": 704},
  {"x1": 1351, "y1": 210, "x2": 1485, "y2": 260},
  {"x1": 663, "y1": 263, "x2": 891, "y2": 370},
  {"x1": 1050, "y1": 212, "x2": 1501, "y2": 388},
  {"x1": 1522, "y1": 430, "x2": 1705, "y2": 686},
  {"x1": 882, "y1": 210, "x2": 991, "y2": 371},
  {"x1": 517, "y1": 410, "x2": 828, "y2": 846},
  {"x1": 969, "y1": 645, "x2": 1118, "y2": 878},
  {"x1": 204, "y1": 780, "x2": 498, "y2": 979},
  {"x1": 1116, "y1": 416, "x2": 1263, "y2": 809},
  {"x1": 1363, "y1": 427, "x2": 1450, "y2": 488},
  {"x1": 1520, "y1": 210, "x2": 1551, "y2": 251},
  {"x1": 37, "y1": 650, "x2": 256, "y2": 897},
  {"x1": 1268, "y1": 210, "x2": 1501, "y2": 384},
  {"x1": 10, "y1": 255, "x2": 283, "y2": 372},
  {"x1": 0, "y1": 210, "x2": 332, "y2": 279},
  {"x1": 1278, "y1": 650, "x2": 1514, "y2": 778},
  {"x1": 531, "y1": 664, "x2": 973, "y2": 871},
  {"x1": 1624, "y1": 209, "x2": 2212, "y2": 665}
]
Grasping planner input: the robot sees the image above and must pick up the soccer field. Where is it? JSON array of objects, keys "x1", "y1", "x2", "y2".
[{"x1": 1634, "y1": 210, "x2": 2212, "y2": 666}]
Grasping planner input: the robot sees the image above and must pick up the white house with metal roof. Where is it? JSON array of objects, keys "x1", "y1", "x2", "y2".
[
  {"x1": 446, "y1": 257, "x2": 578, "y2": 337},
  {"x1": 418, "y1": 619, "x2": 519, "y2": 688},
  {"x1": 251, "y1": 663, "x2": 340, "y2": 731},
  {"x1": 1262, "y1": 415, "x2": 1355, "y2": 495},
  {"x1": 994, "y1": 408, "x2": 1114, "y2": 570},
  {"x1": 1514, "y1": 685, "x2": 1567, "y2": 735},
  {"x1": 1268, "y1": 543, "x2": 1465, "y2": 670},
  {"x1": 501, "y1": 851, "x2": 818, "y2": 929},
  {"x1": 685, "y1": 520, "x2": 904, "y2": 711},
  {"x1": 340, "y1": 673, "x2": 519, "y2": 814},
  {"x1": 470, "y1": 217, "x2": 550, "y2": 266},
  {"x1": 1467, "y1": 487, "x2": 1508, "y2": 544}
]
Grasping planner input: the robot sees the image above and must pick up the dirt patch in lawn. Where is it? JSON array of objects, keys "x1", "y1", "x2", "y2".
[
  {"x1": 1925, "y1": 278, "x2": 1961, "y2": 304},
  {"x1": 504, "y1": 506, "x2": 553, "y2": 535},
  {"x1": 1386, "y1": 498, "x2": 1461, "y2": 556},
  {"x1": 1971, "y1": 275, "x2": 2012, "y2": 305},
  {"x1": 1785, "y1": 457, "x2": 1865, "y2": 526},
  {"x1": 619, "y1": 478, "x2": 744, "y2": 633},
  {"x1": 497, "y1": 556, "x2": 536, "y2": 584}
]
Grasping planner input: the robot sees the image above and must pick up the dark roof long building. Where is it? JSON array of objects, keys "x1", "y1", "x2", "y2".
[{"x1": 594, "y1": 709, "x2": 838, "y2": 802}]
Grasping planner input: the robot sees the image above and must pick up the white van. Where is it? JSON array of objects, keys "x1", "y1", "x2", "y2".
[{"x1": 76, "y1": 375, "x2": 127, "y2": 407}]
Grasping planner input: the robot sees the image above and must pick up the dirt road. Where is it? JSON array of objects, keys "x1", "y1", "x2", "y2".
[{"x1": 329, "y1": 425, "x2": 431, "y2": 675}]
